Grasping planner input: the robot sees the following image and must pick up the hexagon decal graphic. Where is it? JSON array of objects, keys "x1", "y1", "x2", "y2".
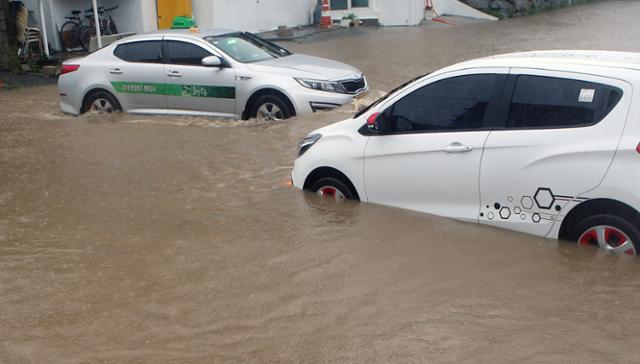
[
  {"x1": 487, "y1": 212, "x2": 495, "y2": 220},
  {"x1": 534, "y1": 188, "x2": 555, "y2": 210},
  {"x1": 499, "y1": 207, "x2": 511, "y2": 220},
  {"x1": 521, "y1": 196, "x2": 534, "y2": 210},
  {"x1": 532, "y1": 213, "x2": 541, "y2": 223},
  {"x1": 514, "y1": 207, "x2": 522, "y2": 214}
]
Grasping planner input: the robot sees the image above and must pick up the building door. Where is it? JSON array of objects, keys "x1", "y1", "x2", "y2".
[{"x1": 157, "y1": 0, "x2": 193, "y2": 29}]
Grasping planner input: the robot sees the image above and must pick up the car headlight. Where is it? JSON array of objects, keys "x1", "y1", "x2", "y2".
[
  {"x1": 297, "y1": 133, "x2": 322, "y2": 157},
  {"x1": 295, "y1": 78, "x2": 345, "y2": 93}
]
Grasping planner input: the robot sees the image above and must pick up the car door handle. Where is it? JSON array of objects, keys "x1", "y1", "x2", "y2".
[
  {"x1": 109, "y1": 68, "x2": 123, "y2": 75},
  {"x1": 167, "y1": 71, "x2": 182, "y2": 78},
  {"x1": 443, "y1": 142, "x2": 473, "y2": 153}
]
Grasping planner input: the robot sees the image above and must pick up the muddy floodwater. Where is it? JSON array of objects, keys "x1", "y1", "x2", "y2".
[{"x1": 2, "y1": 1, "x2": 640, "y2": 363}]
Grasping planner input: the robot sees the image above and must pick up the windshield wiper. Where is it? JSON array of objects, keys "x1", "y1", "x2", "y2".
[
  {"x1": 354, "y1": 73, "x2": 430, "y2": 118},
  {"x1": 243, "y1": 32, "x2": 291, "y2": 58}
]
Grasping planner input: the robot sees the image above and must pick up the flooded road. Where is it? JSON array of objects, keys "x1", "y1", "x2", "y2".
[{"x1": 2, "y1": 1, "x2": 640, "y2": 363}]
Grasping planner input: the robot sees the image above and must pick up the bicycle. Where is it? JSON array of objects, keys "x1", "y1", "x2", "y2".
[
  {"x1": 59, "y1": 10, "x2": 89, "y2": 50},
  {"x1": 84, "y1": 6, "x2": 119, "y2": 36},
  {"x1": 101, "y1": 6, "x2": 119, "y2": 35}
]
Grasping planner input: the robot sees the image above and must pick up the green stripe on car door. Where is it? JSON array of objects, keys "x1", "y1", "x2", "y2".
[{"x1": 111, "y1": 82, "x2": 235, "y2": 99}]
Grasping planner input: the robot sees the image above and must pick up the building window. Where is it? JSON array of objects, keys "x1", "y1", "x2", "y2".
[
  {"x1": 330, "y1": 0, "x2": 369, "y2": 10},
  {"x1": 330, "y1": 0, "x2": 348, "y2": 10}
]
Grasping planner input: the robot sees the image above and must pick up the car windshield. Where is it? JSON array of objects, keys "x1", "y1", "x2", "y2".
[{"x1": 205, "y1": 32, "x2": 291, "y2": 63}]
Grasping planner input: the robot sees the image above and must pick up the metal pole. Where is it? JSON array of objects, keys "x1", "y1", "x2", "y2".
[
  {"x1": 92, "y1": 0, "x2": 102, "y2": 49},
  {"x1": 38, "y1": 0, "x2": 50, "y2": 57}
]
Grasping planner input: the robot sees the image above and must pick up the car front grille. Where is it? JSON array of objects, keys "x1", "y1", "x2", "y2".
[{"x1": 340, "y1": 77, "x2": 367, "y2": 94}]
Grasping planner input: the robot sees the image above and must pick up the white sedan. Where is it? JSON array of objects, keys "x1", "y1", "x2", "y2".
[
  {"x1": 58, "y1": 28, "x2": 367, "y2": 120},
  {"x1": 293, "y1": 50, "x2": 640, "y2": 256}
]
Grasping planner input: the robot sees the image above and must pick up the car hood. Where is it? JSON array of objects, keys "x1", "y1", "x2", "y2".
[
  {"x1": 247, "y1": 54, "x2": 362, "y2": 81},
  {"x1": 309, "y1": 116, "x2": 365, "y2": 137}
]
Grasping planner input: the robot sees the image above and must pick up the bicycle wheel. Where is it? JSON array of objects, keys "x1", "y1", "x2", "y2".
[
  {"x1": 79, "y1": 26, "x2": 91, "y2": 51},
  {"x1": 101, "y1": 19, "x2": 111, "y2": 35},
  {"x1": 60, "y1": 21, "x2": 79, "y2": 49},
  {"x1": 109, "y1": 21, "x2": 118, "y2": 35}
]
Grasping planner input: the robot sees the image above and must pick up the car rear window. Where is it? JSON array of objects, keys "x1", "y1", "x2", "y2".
[
  {"x1": 114, "y1": 41, "x2": 163, "y2": 63},
  {"x1": 507, "y1": 75, "x2": 623, "y2": 129}
]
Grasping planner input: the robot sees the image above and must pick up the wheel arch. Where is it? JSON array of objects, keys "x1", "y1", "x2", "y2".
[
  {"x1": 303, "y1": 166, "x2": 360, "y2": 201},
  {"x1": 559, "y1": 198, "x2": 640, "y2": 240},
  {"x1": 242, "y1": 87, "x2": 296, "y2": 120},
  {"x1": 80, "y1": 87, "x2": 122, "y2": 113}
]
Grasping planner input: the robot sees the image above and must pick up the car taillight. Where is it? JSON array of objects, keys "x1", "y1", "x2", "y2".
[
  {"x1": 636, "y1": 142, "x2": 640, "y2": 154},
  {"x1": 367, "y1": 112, "x2": 380, "y2": 128},
  {"x1": 61, "y1": 64, "x2": 80, "y2": 75}
]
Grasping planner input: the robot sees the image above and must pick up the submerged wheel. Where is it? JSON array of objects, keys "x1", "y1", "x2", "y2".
[
  {"x1": 573, "y1": 215, "x2": 640, "y2": 257},
  {"x1": 250, "y1": 95, "x2": 292, "y2": 122},
  {"x1": 311, "y1": 177, "x2": 356, "y2": 201},
  {"x1": 83, "y1": 91, "x2": 121, "y2": 114}
]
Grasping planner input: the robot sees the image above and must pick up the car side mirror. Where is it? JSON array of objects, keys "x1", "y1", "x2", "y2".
[
  {"x1": 366, "y1": 112, "x2": 388, "y2": 133},
  {"x1": 202, "y1": 56, "x2": 223, "y2": 67}
]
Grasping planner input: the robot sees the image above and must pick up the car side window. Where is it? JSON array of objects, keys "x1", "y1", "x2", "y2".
[
  {"x1": 165, "y1": 41, "x2": 212, "y2": 66},
  {"x1": 384, "y1": 74, "x2": 499, "y2": 133},
  {"x1": 507, "y1": 75, "x2": 623, "y2": 129},
  {"x1": 114, "y1": 41, "x2": 163, "y2": 63}
]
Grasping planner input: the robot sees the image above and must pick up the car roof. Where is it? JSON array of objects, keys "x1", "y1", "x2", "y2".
[
  {"x1": 114, "y1": 28, "x2": 240, "y2": 44},
  {"x1": 448, "y1": 50, "x2": 640, "y2": 73}
]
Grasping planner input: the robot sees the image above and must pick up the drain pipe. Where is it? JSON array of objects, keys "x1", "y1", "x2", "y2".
[
  {"x1": 37, "y1": 0, "x2": 49, "y2": 57},
  {"x1": 92, "y1": 0, "x2": 102, "y2": 49}
]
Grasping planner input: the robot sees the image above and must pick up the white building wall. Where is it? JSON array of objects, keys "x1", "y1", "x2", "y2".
[
  {"x1": 431, "y1": 0, "x2": 497, "y2": 20},
  {"x1": 192, "y1": 0, "x2": 215, "y2": 28},
  {"x1": 193, "y1": 0, "x2": 314, "y2": 32},
  {"x1": 378, "y1": 0, "x2": 423, "y2": 26},
  {"x1": 328, "y1": 0, "x2": 381, "y2": 21},
  {"x1": 139, "y1": 0, "x2": 158, "y2": 33},
  {"x1": 212, "y1": 0, "x2": 259, "y2": 31},
  {"x1": 327, "y1": 0, "x2": 423, "y2": 26},
  {"x1": 254, "y1": 0, "x2": 315, "y2": 31}
]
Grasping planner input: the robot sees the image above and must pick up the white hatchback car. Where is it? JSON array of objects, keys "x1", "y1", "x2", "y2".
[
  {"x1": 58, "y1": 29, "x2": 367, "y2": 120},
  {"x1": 293, "y1": 51, "x2": 640, "y2": 256}
]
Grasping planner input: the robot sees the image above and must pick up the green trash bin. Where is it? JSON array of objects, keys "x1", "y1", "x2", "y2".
[{"x1": 171, "y1": 16, "x2": 197, "y2": 29}]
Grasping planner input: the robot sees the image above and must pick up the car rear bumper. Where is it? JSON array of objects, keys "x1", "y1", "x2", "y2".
[{"x1": 58, "y1": 75, "x2": 82, "y2": 115}]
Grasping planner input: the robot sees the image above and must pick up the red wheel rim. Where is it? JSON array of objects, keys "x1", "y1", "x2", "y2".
[
  {"x1": 578, "y1": 225, "x2": 635, "y2": 256},
  {"x1": 316, "y1": 186, "x2": 345, "y2": 200}
]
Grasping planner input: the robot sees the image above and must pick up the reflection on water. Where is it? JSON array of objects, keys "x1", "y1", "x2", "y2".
[{"x1": 2, "y1": 1, "x2": 640, "y2": 362}]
